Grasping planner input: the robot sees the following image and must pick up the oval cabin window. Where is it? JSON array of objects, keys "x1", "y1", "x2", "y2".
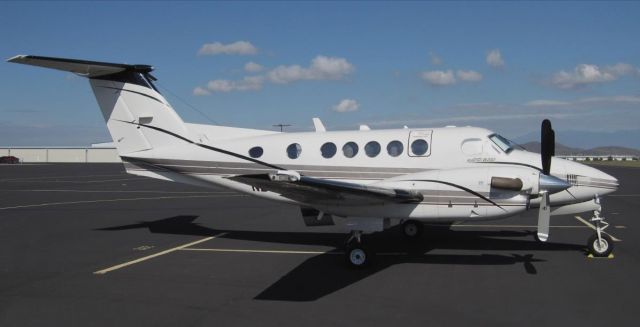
[
  {"x1": 248, "y1": 146, "x2": 263, "y2": 158},
  {"x1": 365, "y1": 141, "x2": 381, "y2": 157},
  {"x1": 411, "y1": 139, "x2": 429, "y2": 156},
  {"x1": 342, "y1": 142, "x2": 359, "y2": 158},
  {"x1": 387, "y1": 140, "x2": 404, "y2": 157},
  {"x1": 321, "y1": 142, "x2": 337, "y2": 158},
  {"x1": 287, "y1": 143, "x2": 302, "y2": 159}
]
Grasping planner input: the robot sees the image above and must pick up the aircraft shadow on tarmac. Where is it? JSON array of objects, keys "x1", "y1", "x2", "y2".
[{"x1": 97, "y1": 215, "x2": 586, "y2": 302}]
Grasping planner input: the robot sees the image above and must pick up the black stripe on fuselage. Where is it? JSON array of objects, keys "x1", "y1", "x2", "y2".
[
  {"x1": 414, "y1": 179, "x2": 506, "y2": 211},
  {"x1": 116, "y1": 120, "x2": 285, "y2": 170},
  {"x1": 473, "y1": 161, "x2": 543, "y2": 172},
  {"x1": 98, "y1": 86, "x2": 164, "y2": 104}
]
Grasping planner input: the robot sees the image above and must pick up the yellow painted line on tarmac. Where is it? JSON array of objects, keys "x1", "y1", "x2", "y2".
[
  {"x1": 574, "y1": 216, "x2": 622, "y2": 242},
  {"x1": 94, "y1": 233, "x2": 227, "y2": 275},
  {"x1": 0, "y1": 194, "x2": 247, "y2": 210}
]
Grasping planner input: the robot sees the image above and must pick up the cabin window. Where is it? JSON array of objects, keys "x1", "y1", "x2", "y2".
[
  {"x1": 365, "y1": 141, "x2": 381, "y2": 157},
  {"x1": 248, "y1": 146, "x2": 263, "y2": 158},
  {"x1": 387, "y1": 140, "x2": 404, "y2": 157},
  {"x1": 321, "y1": 142, "x2": 337, "y2": 158},
  {"x1": 287, "y1": 143, "x2": 302, "y2": 159},
  {"x1": 411, "y1": 139, "x2": 429, "y2": 156},
  {"x1": 342, "y1": 142, "x2": 359, "y2": 158}
]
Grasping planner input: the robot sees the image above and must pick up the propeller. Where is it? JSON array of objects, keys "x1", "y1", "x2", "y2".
[
  {"x1": 541, "y1": 119, "x2": 555, "y2": 175},
  {"x1": 537, "y1": 191, "x2": 550, "y2": 242},
  {"x1": 536, "y1": 119, "x2": 569, "y2": 242}
]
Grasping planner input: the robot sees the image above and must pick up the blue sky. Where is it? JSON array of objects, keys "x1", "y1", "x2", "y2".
[{"x1": 1, "y1": 1, "x2": 639, "y2": 147}]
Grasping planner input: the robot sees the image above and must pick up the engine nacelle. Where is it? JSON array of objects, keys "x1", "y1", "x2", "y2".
[{"x1": 375, "y1": 166, "x2": 537, "y2": 220}]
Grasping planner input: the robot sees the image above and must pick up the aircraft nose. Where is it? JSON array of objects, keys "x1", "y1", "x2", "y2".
[
  {"x1": 591, "y1": 166, "x2": 619, "y2": 191},
  {"x1": 565, "y1": 160, "x2": 619, "y2": 192}
]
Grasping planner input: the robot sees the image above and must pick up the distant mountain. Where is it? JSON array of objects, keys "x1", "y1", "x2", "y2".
[
  {"x1": 519, "y1": 142, "x2": 640, "y2": 156},
  {"x1": 513, "y1": 130, "x2": 640, "y2": 150}
]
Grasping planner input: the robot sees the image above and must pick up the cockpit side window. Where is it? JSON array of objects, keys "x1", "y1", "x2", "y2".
[{"x1": 488, "y1": 134, "x2": 516, "y2": 153}]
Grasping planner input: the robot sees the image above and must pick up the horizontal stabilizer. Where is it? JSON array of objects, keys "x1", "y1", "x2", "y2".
[{"x1": 7, "y1": 55, "x2": 153, "y2": 78}]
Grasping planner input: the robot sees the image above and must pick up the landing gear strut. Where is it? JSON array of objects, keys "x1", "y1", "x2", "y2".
[
  {"x1": 344, "y1": 231, "x2": 371, "y2": 268},
  {"x1": 587, "y1": 208, "x2": 614, "y2": 257}
]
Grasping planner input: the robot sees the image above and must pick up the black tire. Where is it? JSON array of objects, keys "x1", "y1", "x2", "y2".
[
  {"x1": 345, "y1": 243, "x2": 371, "y2": 268},
  {"x1": 402, "y1": 220, "x2": 423, "y2": 238},
  {"x1": 587, "y1": 234, "x2": 614, "y2": 257}
]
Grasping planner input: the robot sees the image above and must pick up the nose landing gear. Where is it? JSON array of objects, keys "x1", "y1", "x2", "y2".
[{"x1": 587, "y1": 210, "x2": 614, "y2": 257}]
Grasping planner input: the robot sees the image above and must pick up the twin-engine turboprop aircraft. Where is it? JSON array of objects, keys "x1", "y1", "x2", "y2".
[{"x1": 9, "y1": 55, "x2": 619, "y2": 267}]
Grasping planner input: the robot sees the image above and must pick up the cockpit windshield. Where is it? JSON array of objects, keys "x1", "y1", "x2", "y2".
[{"x1": 489, "y1": 134, "x2": 517, "y2": 153}]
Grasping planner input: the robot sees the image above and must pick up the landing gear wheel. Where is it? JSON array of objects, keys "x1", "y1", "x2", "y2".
[
  {"x1": 402, "y1": 220, "x2": 423, "y2": 239},
  {"x1": 345, "y1": 242, "x2": 370, "y2": 268},
  {"x1": 588, "y1": 233, "x2": 614, "y2": 257}
]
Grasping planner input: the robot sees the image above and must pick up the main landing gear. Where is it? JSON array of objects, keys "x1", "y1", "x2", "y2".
[
  {"x1": 345, "y1": 231, "x2": 371, "y2": 268},
  {"x1": 401, "y1": 220, "x2": 423, "y2": 239},
  {"x1": 344, "y1": 220, "x2": 426, "y2": 268},
  {"x1": 587, "y1": 209, "x2": 614, "y2": 257}
]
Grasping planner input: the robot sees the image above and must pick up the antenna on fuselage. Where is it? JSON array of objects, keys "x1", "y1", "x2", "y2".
[{"x1": 273, "y1": 124, "x2": 291, "y2": 132}]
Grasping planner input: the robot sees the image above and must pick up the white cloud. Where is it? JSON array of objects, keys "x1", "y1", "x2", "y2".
[
  {"x1": 456, "y1": 70, "x2": 483, "y2": 82},
  {"x1": 429, "y1": 52, "x2": 442, "y2": 66},
  {"x1": 552, "y1": 64, "x2": 614, "y2": 89},
  {"x1": 197, "y1": 41, "x2": 257, "y2": 56},
  {"x1": 551, "y1": 63, "x2": 638, "y2": 89},
  {"x1": 525, "y1": 95, "x2": 640, "y2": 107},
  {"x1": 205, "y1": 76, "x2": 264, "y2": 93},
  {"x1": 267, "y1": 56, "x2": 354, "y2": 84},
  {"x1": 421, "y1": 70, "x2": 456, "y2": 86},
  {"x1": 193, "y1": 87, "x2": 211, "y2": 96},
  {"x1": 486, "y1": 49, "x2": 505, "y2": 68},
  {"x1": 605, "y1": 63, "x2": 635, "y2": 76},
  {"x1": 244, "y1": 62, "x2": 263, "y2": 73},
  {"x1": 194, "y1": 55, "x2": 354, "y2": 94},
  {"x1": 421, "y1": 69, "x2": 482, "y2": 85},
  {"x1": 580, "y1": 95, "x2": 640, "y2": 104},
  {"x1": 525, "y1": 100, "x2": 570, "y2": 107},
  {"x1": 332, "y1": 99, "x2": 360, "y2": 113}
]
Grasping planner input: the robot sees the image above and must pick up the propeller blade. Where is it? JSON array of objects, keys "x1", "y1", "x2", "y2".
[
  {"x1": 541, "y1": 119, "x2": 555, "y2": 175},
  {"x1": 537, "y1": 191, "x2": 550, "y2": 242}
]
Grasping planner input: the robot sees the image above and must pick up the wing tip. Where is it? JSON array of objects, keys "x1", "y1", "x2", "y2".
[{"x1": 7, "y1": 54, "x2": 28, "y2": 63}]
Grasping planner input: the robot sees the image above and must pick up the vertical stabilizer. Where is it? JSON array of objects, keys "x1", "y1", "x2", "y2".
[{"x1": 8, "y1": 55, "x2": 191, "y2": 157}]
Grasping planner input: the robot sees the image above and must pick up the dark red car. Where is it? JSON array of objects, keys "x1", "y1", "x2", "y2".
[{"x1": 0, "y1": 156, "x2": 19, "y2": 164}]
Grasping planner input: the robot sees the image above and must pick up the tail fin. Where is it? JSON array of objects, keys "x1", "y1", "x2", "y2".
[{"x1": 8, "y1": 55, "x2": 190, "y2": 156}]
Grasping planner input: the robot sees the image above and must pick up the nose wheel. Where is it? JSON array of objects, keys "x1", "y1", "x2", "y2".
[{"x1": 587, "y1": 208, "x2": 615, "y2": 257}]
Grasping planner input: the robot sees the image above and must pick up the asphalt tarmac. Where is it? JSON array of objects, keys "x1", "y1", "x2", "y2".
[{"x1": 0, "y1": 163, "x2": 637, "y2": 326}]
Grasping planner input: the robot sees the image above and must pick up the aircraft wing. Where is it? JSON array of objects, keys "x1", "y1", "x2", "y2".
[{"x1": 228, "y1": 171, "x2": 423, "y2": 206}]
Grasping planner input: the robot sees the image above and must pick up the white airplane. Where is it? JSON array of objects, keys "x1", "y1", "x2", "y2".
[{"x1": 8, "y1": 55, "x2": 619, "y2": 267}]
